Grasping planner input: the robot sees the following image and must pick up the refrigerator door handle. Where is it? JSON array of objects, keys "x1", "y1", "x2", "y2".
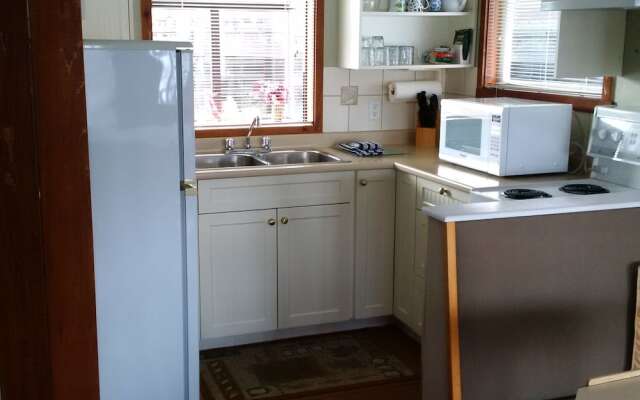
[{"x1": 180, "y1": 180, "x2": 198, "y2": 196}]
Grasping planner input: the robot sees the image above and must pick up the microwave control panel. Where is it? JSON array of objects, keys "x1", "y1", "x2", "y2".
[{"x1": 488, "y1": 114, "x2": 503, "y2": 160}]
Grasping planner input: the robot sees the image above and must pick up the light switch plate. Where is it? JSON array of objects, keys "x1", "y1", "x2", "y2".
[
  {"x1": 368, "y1": 99, "x2": 381, "y2": 120},
  {"x1": 340, "y1": 86, "x2": 358, "y2": 105}
]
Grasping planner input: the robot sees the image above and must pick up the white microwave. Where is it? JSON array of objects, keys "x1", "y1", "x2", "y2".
[{"x1": 439, "y1": 98, "x2": 573, "y2": 176}]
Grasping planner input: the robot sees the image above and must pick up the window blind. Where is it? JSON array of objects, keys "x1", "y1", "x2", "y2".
[
  {"x1": 151, "y1": 0, "x2": 316, "y2": 129},
  {"x1": 486, "y1": 0, "x2": 603, "y2": 97}
]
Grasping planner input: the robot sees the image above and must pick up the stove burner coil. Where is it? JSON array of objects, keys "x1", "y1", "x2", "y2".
[
  {"x1": 559, "y1": 184, "x2": 610, "y2": 195},
  {"x1": 503, "y1": 189, "x2": 553, "y2": 200}
]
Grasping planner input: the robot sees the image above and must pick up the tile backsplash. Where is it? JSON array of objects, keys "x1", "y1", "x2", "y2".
[{"x1": 323, "y1": 67, "x2": 438, "y2": 133}]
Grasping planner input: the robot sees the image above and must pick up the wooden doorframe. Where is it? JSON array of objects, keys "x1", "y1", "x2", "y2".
[{"x1": 0, "y1": 0, "x2": 100, "y2": 399}]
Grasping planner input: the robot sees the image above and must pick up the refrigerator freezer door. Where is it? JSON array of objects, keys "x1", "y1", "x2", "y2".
[
  {"x1": 85, "y1": 42, "x2": 189, "y2": 400},
  {"x1": 178, "y1": 48, "x2": 200, "y2": 400}
]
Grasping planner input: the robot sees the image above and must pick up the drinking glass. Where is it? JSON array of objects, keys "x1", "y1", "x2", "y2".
[
  {"x1": 361, "y1": 47, "x2": 375, "y2": 67},
  {"x1": 373, "y1": 47, "x2": 387, "y2": 66},
  {"x1": 389, "y1": 0, "x2": 406, "y2": 12},
  {"x1": 399, "y1": 46, "x2": 414, "y2": 65},
  {"x1": 363, "y1": 0, "x2": 381, "y2": 11},
  {"x1": 371, "y1": 36, "x2": 385, "y2": 48},
  {"x1": 386, "y1": 46, "x2": 400, "y2": 65}
]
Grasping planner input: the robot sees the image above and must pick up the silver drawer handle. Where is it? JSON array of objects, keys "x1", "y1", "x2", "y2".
[
  {"x1": 267, "y1": 219, "x2": 276, "y2": 226},
  {"x1": 439, "y1": 187, "x2": 451, "y2": 197},
  {"x1": 360, "y1": 179, "x2": 368, "y2": 186}
]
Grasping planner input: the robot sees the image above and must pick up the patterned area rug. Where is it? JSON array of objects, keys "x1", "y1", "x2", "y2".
[
  {"x1": 633, "y1": 267, "x2": 640, "y2": 370},
  {"x1": 200, "y1": 328, "x2": 418, "y2": 400}
]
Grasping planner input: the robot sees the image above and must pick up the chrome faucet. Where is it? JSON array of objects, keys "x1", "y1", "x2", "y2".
[
  {"x1": 224, "y1": 115, "x2": 272, "y2": 155},
  {"x1": 245, "y1": 115, "x2": 261, "y2": 149}
]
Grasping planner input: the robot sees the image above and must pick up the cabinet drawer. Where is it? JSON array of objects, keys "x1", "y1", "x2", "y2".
[
  {"x1": 417, "y1": 178, "x2": 470, "y2": 208},
  {"x1": 198, "y1": 171, "x2": 355, "y2": 214}
]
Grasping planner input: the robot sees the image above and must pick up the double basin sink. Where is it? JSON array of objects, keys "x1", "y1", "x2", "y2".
[{"x1": 196, "y1": 150, "x2": 349, "y2": 169}]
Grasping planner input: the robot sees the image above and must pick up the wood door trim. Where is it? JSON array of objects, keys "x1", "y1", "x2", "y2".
[
  {"x1": 1, "y1": 0, "x2": 100, "y2": 398},
  {"x1": 444, "y1": 222, "x2": 462, "y2": 400}
]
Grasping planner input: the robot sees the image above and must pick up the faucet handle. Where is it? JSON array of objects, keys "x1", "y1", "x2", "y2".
[
  {"x1": 261, "y1": 136, "x2": 272, "y2": 151},
  {"x1": 224, "y1": 138, "x2": 235, "y2": 152}
]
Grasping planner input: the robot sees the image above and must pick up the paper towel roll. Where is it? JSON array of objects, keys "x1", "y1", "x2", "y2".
[{"x1": 388, "y1": 80, "x2": 442, "y2": 103}]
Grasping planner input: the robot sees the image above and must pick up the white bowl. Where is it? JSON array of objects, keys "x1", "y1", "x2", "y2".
[{"x1": 441, "y1": 0, "x2": 467, "y2": 12}]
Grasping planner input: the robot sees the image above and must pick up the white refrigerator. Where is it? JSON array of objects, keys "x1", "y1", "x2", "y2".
[{"x1": 83, "y1": 40, "x2": 199, "y2": 400}]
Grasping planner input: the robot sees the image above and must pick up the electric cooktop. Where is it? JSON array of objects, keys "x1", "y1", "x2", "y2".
[{"x1": 474, "y1": 179, "x2": 631, "y2": 202}]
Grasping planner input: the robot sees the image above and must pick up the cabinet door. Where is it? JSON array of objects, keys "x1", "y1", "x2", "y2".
[
  {"x1": 417, "y1": 178, "x2": 469, "y2": 207},
  {"x1": 410, "y1": 209, "x2": 430, "y2": 336},
  {"x1": 199, "y1": 210, "x2": 277, "y2": 340},
  {"x1": 414, "y1": 210, "x2": 429, "y2": 279},
  {"x1": 412, "y1": 278, "x2": 425, "y2": 336},
  {"x1": 81, "y1": 0, "x2": 133, "y2": 39},
  {"x1": 278, "y1": 204, "x2": 354, "y2": 329},
  {"x1": 394, "y1": 172, "x2": 417, "y2": 325},
  {"x1": 355, "y1": 170, "x2": 396, "y2": 319}
]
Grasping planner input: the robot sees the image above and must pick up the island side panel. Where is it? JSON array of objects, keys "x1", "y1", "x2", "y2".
[
  {"x1": 455, "y1": 209, "x2": 640, "y2": 400},
  {"x1": 422, "y1": 218, "x2": 456, "y2": 400}
]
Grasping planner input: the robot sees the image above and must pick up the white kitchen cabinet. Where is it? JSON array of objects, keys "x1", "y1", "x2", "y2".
[
  {"x1": 198, "y1": 172, "x2": 355, "y2": 214},
  {"x1": 412, "y1": 211, "x2": 429, "y2": 334},
  {"x1": 337, "y1": 0, "x2": 477, "y2": 70},
  {"x1": 199, "y1": 210, "x2": 278, "y2": 340},
  {"x1": 393, "y1": 172, "x2": 417, "y2": 326},
  {"x1": 81, "y1": 0, "x2": 138, "y2": 39},
  {"x1": 198, "y1": 172, "x2": 356, "y2": 347},
  {"x1": 395, "y1": 174, "x2": 470, "y2": 336},
  {"x1": 355, "y1": 170, "x2": 396, "y2": 319},
  {"x1": 412, "y1": 278, "x2": 426, "y2": 334},
  {"x1": 414, "y1": 210, "x2": 429, "y2": 279},
  {"x1": 417, "y1": 177, "x2": 469, "y2": 206},
  {"x1": 278, "y1": 204, "x2": 354, "y2": 329}
]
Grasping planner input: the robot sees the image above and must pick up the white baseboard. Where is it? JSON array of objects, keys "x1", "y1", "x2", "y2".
[{"x1": 200, "y1": 316, "x2": 393, "y2": 351}]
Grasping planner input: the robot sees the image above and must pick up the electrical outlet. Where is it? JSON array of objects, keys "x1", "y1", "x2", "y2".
[
  {"x1": 368, "y1": 99, "x2": 381, "y2": 120},
  {"x1": 340, "y1": 86, "x2": 358, "y2": 105}
]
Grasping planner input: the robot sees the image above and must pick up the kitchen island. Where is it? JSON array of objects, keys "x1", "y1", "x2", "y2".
[{"x1": 421, "y1": 204, "x2": 640, "y2": 400}]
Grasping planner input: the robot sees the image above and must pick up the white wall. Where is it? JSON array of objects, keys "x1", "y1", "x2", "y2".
[
  {"x1": 81, "y1": 0, "x2": 142, "y2": 40},
  {"x1": 81, "y1": 1, "x2": 638, "y2": 136},
  {"x1": 615, "y1": 10, "x2": 640, "y2": 109}
]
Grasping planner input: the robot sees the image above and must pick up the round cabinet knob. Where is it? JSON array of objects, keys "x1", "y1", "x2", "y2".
[
  {"x1": 280, "y1": 217, "x2": 289, "y2": 225},
  {"x1": 439, "y1": 187, "x2": 451, "y2": 196},
  {"x1": 360, "y1": 179, "x2": 368, "y2": 186},
  {"x1": 267, "y1": 218, "x2": 276, "y2": 226}
]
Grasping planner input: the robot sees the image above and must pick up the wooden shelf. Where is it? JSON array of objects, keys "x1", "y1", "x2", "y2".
[
  {"x1": 361, "y1": 11, "x2": 471, "y2": 17},
  {"x1": 357, "y1": 64, "x2": 473, "y2": 71}
]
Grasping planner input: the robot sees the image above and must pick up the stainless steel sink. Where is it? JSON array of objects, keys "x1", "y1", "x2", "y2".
[
  {"x1": 196, "y1": 149, "x2": 348, "y2": 170},
  {"x1": 259, "y1": 150, "x2": 343, "y2": 165},
  {"x1": 196, "y1": 154, "x2": 269, "y2": 169}
]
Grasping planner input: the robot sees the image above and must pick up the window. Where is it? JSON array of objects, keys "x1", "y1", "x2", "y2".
[
  {"x1": 142, "y1": 0, "x2": 323, "y2": 137},
  {"x1": 478, "y1": 0, "x2": 613, "y2": 111}
]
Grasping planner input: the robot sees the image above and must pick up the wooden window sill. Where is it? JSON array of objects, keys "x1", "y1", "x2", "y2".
[
  {"x1": 196, "y1": 125, "x2": 322, "y2": 138},
  {"x1": 475, "y1": 78, "x2": 614, "y2": 113}
]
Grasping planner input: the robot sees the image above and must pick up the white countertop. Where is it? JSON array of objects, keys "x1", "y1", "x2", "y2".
[
  {"x1": 423, "y1": 190, "x2": 640, "y2": 222},
  {"x1": 196, "y1": 146, "x2": 574, "y2": 190},
  {"x1": 196, "y1": 144, "x2": 640, "y2": 222}
]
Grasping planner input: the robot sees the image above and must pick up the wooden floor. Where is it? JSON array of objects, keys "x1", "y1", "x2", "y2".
[{"x1": 200, "y1": 324, "x2": 421, "y2": 400}]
